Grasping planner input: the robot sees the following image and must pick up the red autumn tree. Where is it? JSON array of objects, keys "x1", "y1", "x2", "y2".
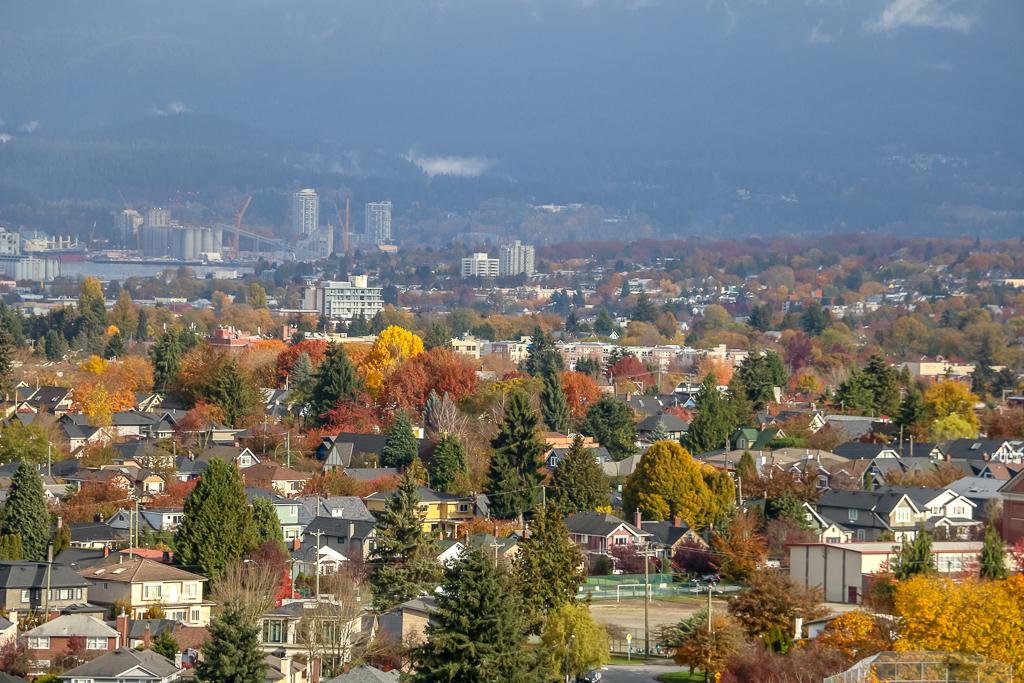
[
  {"x1": 62, "y1": 479, "x2": 132, "y2": 523},
  {"x1": 379, "y1": 347, "x2": 478, "y2": 414},
  {"x1": 174, "y1": 402, "x2": 228, "y2": 449},
  {"x1": 319, "y1": 392, "x2": 382, "y2": 434},
  {"x1": 274, "y1": 339, "x2": 329, "y2": 387},
  {"x1": 607, "y1": 356, "x2": 655, "y2": 387},
  {"x1": 148, "y1": 478, "x2": 198, "y2": 509}
]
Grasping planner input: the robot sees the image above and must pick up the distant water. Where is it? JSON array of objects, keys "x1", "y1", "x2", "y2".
[{"x1": 59, "y1": 262, "x2": 255, "y2": 281}]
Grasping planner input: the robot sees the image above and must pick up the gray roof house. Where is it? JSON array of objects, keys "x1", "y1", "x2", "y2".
[
  {"x1": 324, "y1": 665, "x2": 399, "y2": 683},
  {"x1": 0, "y1": 562, "x2": 90, "y2": 613},
  {"x1": 57, "y1": 647, "x2": 182, "y2": 683}
]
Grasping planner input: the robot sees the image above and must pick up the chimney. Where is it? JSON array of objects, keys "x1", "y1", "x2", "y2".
[
  {"x1": 8, "y1": 610, "x2": 17, "y2": 627},
  {"x1": 348, "y1": 522, "x2": 355, "y2": 544},
  {"x1": 794, "y1": 617, "x2": 804, "y2": 641},
  {"x1": 57, "y1": 516, "x2": 63, "y2": 529},
  {"x1": 634, "y1": 510, "x2": 642, "y2": 529},
  {"x1": 162, "y1": 551, "x2": 171, "y2": 563},
  {"x1": 280, "y1": 658, "x2": 290, "y2": 679},
  {"x1": 174, "y1": 653, "x2": 183, "y2": 669},
  {"x1": 311, "y1": 659, "x2": 321, "y2": 683},
  {"x1": 673, "y1": 516, "x2": 681, "y2": 528},
  {"x1": 342, "y1": 662, "x2": 350, "y2": 674},
  {"x1": 95, "y1": 513, "x2": 104, "y2": 523},
  {"x1": 103, "y1": 546, "x2": 110, "y2": 558},
  {"x1": 144, "y1": 622, "x2": 151, "y2": 650},
  {"x1": 292, "y1": 537, "x2": 301, "y2": 552},
  {"x1": 117, "y1": 609, "x2": 130, "y2": 648}
]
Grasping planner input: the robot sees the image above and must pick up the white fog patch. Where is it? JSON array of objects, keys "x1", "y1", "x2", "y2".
[{"x1": 403, "y1": 151, "x2": 493, "y2": 177}]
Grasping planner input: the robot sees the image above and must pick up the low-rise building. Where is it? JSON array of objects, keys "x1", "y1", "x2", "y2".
[
  {"x1": 57, "y1": 647, "x2": 183, "y2": 683},
  {"x1": 25, "y1": 614, "x2": 121, "y2": 664},
  {"x1": 0, "y1": 562, "x2": 90, "y2": 615},
  {"x1": 77, "y1": 559, "x2": 212, "y2": 626},
  {"x1": 301, "y1": 276, "x2": 384, "y2": 321},
  {"x1": 364, "y1": 486, "x2": 473, "y2": 537}
]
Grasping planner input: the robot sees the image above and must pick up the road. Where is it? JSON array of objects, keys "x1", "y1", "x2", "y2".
[{"x1": 595, "y1": 664, "x2": 689, "y2": 682}]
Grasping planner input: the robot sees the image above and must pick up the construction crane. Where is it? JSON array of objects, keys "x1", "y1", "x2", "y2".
[
  {"x1": 231, "y1": 196, "x2": 252, "y2": 261},
  {"x1": 333, "y1": 199, "x2": 350, "y2": 252}
]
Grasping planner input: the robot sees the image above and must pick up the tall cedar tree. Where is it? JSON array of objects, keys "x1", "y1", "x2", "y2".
[
  {"x1": 581, "y1": 395, "x2": 638, "y2": 461},
  {"x1": 594, "y1": 308, "x2": 615, "y2": 334},
  {"x1": 681, "y1": 373, "x2": 731, "y2": 455},
  {"x1": 522, "y1": 326, "x2": 564, "y2": 378},
  {"x1": 485, "y1": 392, "x2": 547, "y2": 520},
  {"x1": 631, "y1": 293, "x2": 659, "y2": 323},
  {"x1": 212, "y1": 359, "x2": 259, "y2": 427},
  {"x1": 104, "y1": 331, "x2": 127, "y2": 359},
  {"x1": 308, "y1": 343, "x2": 360, "y2": 427},
  {"x1": 0, "y1": 329, "x2": 15, "y2": 398},
  {"x1": 135, "y1": 308, "x2": 149, "y2": 341},
  {"x1": 368, "y1": 472, "x2": 441, "y2": 611},
  {"x1": 864, "y1": 354, "x2": 901, "y2": 418},
  {"x1": 749, "y1": 304, "x2": 772, "y2": 333},
  {"x1": 736, "y1": 450, "x2": 757, "y2": 485},
  {"x1": 837, "y1": 367, "x2": 875, "y2": 414},
  {"x1": 151, "y1": 331, "x2": 182, "y2": 394},
  {"x1": 0, "y1": 534, "x2": 24, "y2": 560},
  {"x1": 1, "y1": 462, "x2": 51, "y2": 560},
  {"x1": 513, "y1": 500, "x2": 587, "y2": 633},
  {"x1": 381, "y1": 410, "x2": 419, "y2": 469},
  {"x1": 176, "y1": 459, "x2": 258, "y2": 579},
  {"x1": 195, "y1": 606, "x2": 267, "y2": 683},
  {"x1": 550, "y1": 434, "x2": 610, "y2": 515},
  {"x1": 152, "y1": 631, "x2": 179, "y2": 660},
  {"x1": 423, "y1": 390, "x2": 442, "y2": 436},
  {"x1": 426, "y1": 434, "x2": 469, "y2": 493},
  {"x1": 891, "y1": 524, "x2": 936, "y2": 581},
  {"x1": 423, "y1": 322, "x2": 453, "y2": 351},
  {"x1": 737, "y1": 350, "x2": 786, "y2": 410},
  {"x1": 727, "y1": 373, "x2": 755, "y2": 429},
  {"x1": 405, "y1": 544, "x2": 546, "y2": 683},
  {"x1": 541, "y1": 372, "x2": 571, "y2": 433},
  {"x1": 289, "y1": 352, "x2": 313, "y2": 389},
  {"x1": 896, "y1": 387, "x2": 926, "y2": 431},
  {"x1": 980, "y1": 520, "x2": 1007, "y2": 580},
  {"x1": 252, "y1": 497, "x2": 286, "y2": 552},
  {"x1": 44, "y1": 330, "x2": 63, "y2": 361}
]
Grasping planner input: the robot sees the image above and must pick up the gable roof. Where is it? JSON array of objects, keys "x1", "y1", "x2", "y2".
[
  {"x1": 303, "y1": 517, "x2": 377, "y2": 541},
  {"x1": 77, "y1": 557, "x2": 206, "y2": 584},
  {"x1": 26, "y1": 614, "x2": 118, "y2": 638},
  {"x1": 816, "y1": 489, "x2": 919, "y2": 515},
  {"x1": 0, "y1": 562, "x2": 90, "y2": 589},
  {"x1": 197, "y1": 445, "x2": 254, "y2": 464},
  {"x1": 636, "y1": 413, "x2": 689, "y2": 433},
  {"x1": 321, "y1": 433, "x2": 430, "y2": 463},
  {"x1": 58, "y1": 647, "x2": 180, "y2": 680},
  {"x1": 943, "y1": 438, "x2": 1021, "y2": 461},
  {"x1": 875, "y1": 485, "x2": 973, "y2": 509},
  {"x1": 324, "y1": 664, "x2": 400, "y2": 682},
  {"x1": 240, "y1": 462, "x2": 311, "y2": 484},
  {"x1": 563, "y1": 511, "x2": 649, "y2": 538},
  {"x1": 640, "y1": 520, "x2": 696, "y2": 548},
  {"x1": 296, "y1": 496, "x2": 375, "y2": 522},
  {"x1": 364, "y1": 486, "x2": 469, "y2": 505}
]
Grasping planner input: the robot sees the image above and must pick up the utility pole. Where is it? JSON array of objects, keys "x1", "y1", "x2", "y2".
[
  {"x1": 638, "y1": 542, "x2": 658, "y2": 660},
  {"x1": 286, "y1": 432, "x2": 291, "y2": 468},
  {"x1": 128, "y1": 505, "x2": 133, "y2": 560},
  {"x1": 313, "y1": 530, "x2": 325, "y2": 600}
]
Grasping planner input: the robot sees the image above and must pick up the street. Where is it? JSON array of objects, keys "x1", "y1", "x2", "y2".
[{"x1": 596, "y1": 664, "x2": 690, "y2": 682}]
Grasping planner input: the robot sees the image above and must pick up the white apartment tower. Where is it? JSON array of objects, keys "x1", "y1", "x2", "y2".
[
  {"x1": 500, "y1": 240, "x2": 535, "y2": 276},
  {"x1": 365, "y1": 201, "x2": 393, "y2": 245},
  {"x1": 116, "y1": 210, "x2": 143, "y2": 247},
  {"x1": 146, "y1": 208, "x2": 171, "y2": 228},
  {"x1": 461, "y1": 252, "x2": 499, "y2": 278},
  {"x1": 293, "y1": 189, "x2": 319, "y2": 235}
]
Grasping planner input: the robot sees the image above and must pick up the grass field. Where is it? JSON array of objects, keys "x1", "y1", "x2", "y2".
[{"x1": 655, "y1": 672, "x2": 703, "y2": 682}]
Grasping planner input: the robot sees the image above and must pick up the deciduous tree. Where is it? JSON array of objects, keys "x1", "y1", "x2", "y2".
[
  {"x1": 727, "y1": 567, "x2": 827, "y2": 637},
  {"x1": 623, "y1": 441, "x2": 711, "y2": 527},
  {"x1": 539, "y1": 602, "x2": 609, "y2": 681}
]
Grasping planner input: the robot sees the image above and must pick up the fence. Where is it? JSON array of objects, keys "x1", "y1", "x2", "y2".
[
  {"x1": 577, "y1": 574, "x2": 741, "y2": 601},
  {"x1": 824, "y1": 651, "x2": 1013, "y2": 683}
]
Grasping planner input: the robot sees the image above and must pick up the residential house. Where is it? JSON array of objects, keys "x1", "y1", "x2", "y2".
[
  {"x1": 601, "y1": 452, "x2": 641, "y2": 479},
  {"x1": 364, "y1": 486, "x2": 473, "y2": 537},
  {"x1": 563, "y1": 511, "x2": 652, "y2": 562},
  {"x1": 295, "y1": 497, "x2": 375, "y2": 525},
  {"x1": 197, "y1": 445, "x2": 259, "y2": 469},
  {"x1": 775, "y1": 410, "x2": 827, "y2": 434},
  {"x1": 622, "y1": 393, "x2": 692, "y2": 416},
  {"x1": 241, "y1": 463, "x2": 311, "y2": 497},
  {"x1": 289, "y1": 540, "x2": 352, "y2": 577},
  {"x1": 324, "y1": 664, "x2": 399, "y2": 682},
  {"x1": 437, "y1": 534, "x2": 519, "y2": 568},
  {"x1": 77, "y1": 558, "x2": 212, "y2": 626},
  {"x1": 639, "y1": 517, "x2": 705, "y2": 558},
  {"x1": 635, "y1": 413, "x2": 689, "y2": 442},
  {"x1": 24, "y1": 614, "x2": 121, "y2": 664},
  {"x1": 111, "y1": 618, "x2": 178, "y2": 650},
  {"x1": 259, "y1": 599, "x2": 371, "y2": 669},
  {"x1": 728, "y1": 427, "x2": 781, "y2": 453},
  {"x1": 246, "y1": 487, "x2": 305, "y2": 541},
  {"x1": 65, "y1": 521, "x2": 127, "y2": 549},
  {"x1": 57, "y1": 647, "x2": 183, "y2": 683},
  {"x1": 803, "y1": 504, "x2": 855, "y2": 544},
  {"x1": 814, "y1": 489, "x2": 924, "y2": 542},
  {"x1": 875, "y1": 485, "x2": 979, "y2": 538},
  {"x1": 300, "y1": 517, "x2": 377, "y2": 559},
  {"x1": 0, "y1": 562, "x2": 90, "y2": 614},
  {"x1": 945, "y1": 477, "x2": 1005, "y2": 512},
  {"x1": 0, "y1": 616, "x2": 15, "y2": 648},
  {"x1": 139, "y1": 509, "x2": 183, "y2": 533},
  {"x1": 21, "y1": 386, "x2": 75, "y2": 416},
  {"x1": 319, "y1": 433, "x2": 429, "y2": 471},
  {"x1": 1000, "y1": 468, "x2": 1024, "y2": 544},
  {"x1": 943, "y1": 438, "x2": 1024, "y2": 464},
  {"x1": 378, "y1": 596, "x2": 436, "y2": 648},
  {"x1": 546, "y1": 445, "x2": 611, "y2": 470}
]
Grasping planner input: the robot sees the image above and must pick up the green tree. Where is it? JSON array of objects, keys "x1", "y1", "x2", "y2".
[
  {"x1": 134, "y1": 308, "x2": 150, "y2": 341},
  {"x1": 289, "y1": 352, "x2": 313, "y2": 389},
  {"x1": 0, "y1": 421, "x2": 52, "y2": 465},
  {"x1": 681, "y1": 374, "x2": 732, "y2": 455},
  {"x1": 368, "y1": 473, "x2": 441, "y2": 611},
  {"x1": 248, "y1": 283, "x2": 268, "y2": 310},
  {"x1": 800, "y1": 301, "x2": 831, "y2": 337},
  {"x1": 594, "y1": 308, "x2": 615, "y2": 334},
  {"x1": 1, "y1": 462, "x2": 51, "y2": 560},
  {"x1": 539, "y1": 602, "x2": 609, "y2": 680},
  {"x1": 581, "y1": 395, "x2": 638, "y2": 461},
  {"x1": 110, "y1": 290, "x2": 138, "y2": 340},
  {"x1": 575, "y1": 357, "x2": 601, "y2": 377},
  {"x1": 195, "y1": 606, "x2": 267, "y2": 683},
  {"x1": 485, "y1": 392, "x2": 547, "y2": 520},
  {"x1": 631, "y1": 293, "x2": 659, "y2": 323},
  {"x1": 891, "y1": 525, "x2": 937, "y2": 582},
  {"x1": 0, "y1": 534, "x2": 24, "y2": 561},
  {"x1": 423, "y1": 322, "x2": 453, "y2": 351},
  {"x1": 151, "y1": 330, "x2": 182, "y2": 394},
  {"x1": 737, "y1": 350, "x2": 784, "y2": 411},
  {"x1": 727, "y1": 373, "x2": 755, "y2": 429},
  {"x1": 176, "y1": 459, "x2": 258, "y2": 580},
  {"x1": 308, "y1": 343, "x2": 360, "y2": 427},
  {"x1": 550, "y1": 435, "x2": 610, "y2": 516},
  {"x1": 0, "y1": 329, "x2": 14, "y2": 398},
  {"x1": 979, "y1": 520, "x2": 1007, "y2": 580},
  {"x1": 251, "y1": 497, "x2": 285, "y2": 552},
  {"x1": 623, "y1": 441, "x2": 711, "y2": 528},
  {"x1": 736, "y1": 450, "x2": 757, "y2": 485},
  {"x1": 514, "y1": 500, "x2": 587, "y2": 632},
  {"x1": 76, "y1": 276, "x2": 108, "y2": 341},
  {"x1": 381, "y1": 411, "x2": 419, "y2": 469},
  {"x1": 211, "y1": 359, "x2": 260, "y2": 427},
  {"x1": 522, "y1": 326, "x2": 564, "y2": 378},
  {"x1": 863, "y1": 354, "x2": 901, "y2": 418},
  {"x1": 896, "y1": 387, "x2": 926, "y2": 431},
  {"x1": 152, "y1": 630, "x2": 179, "y2": 659},
  {"x1": 749, "y1": 303, "x2": 773, "y2": 333},
  {"x1": 44, "y1": 330, "x2": 64, "y2": 361},
  {"x1": 541, "y1": 373, "x2": 570, "y2": 433},
  {"x1": 405, "y1": 544, "x2": 545, "y2": 683},
  {"x1": 836, "y1": 367, "x2": 875, "y2": 414},
  {"x1": 765, "y1": 491, "x2": 810, "y2": 529},
  {"x1": 426, "y1": 434, "x2": 469, "y2": 493},
  {"x1": 347, "y1": 313, "x2": 370, "y2": 337},
  {"x1": 52, "y1": 525, "x2": 71, "y2": 556},
  {"x1": 104, "y1": 331, "x2": 127, "y2": 359}
]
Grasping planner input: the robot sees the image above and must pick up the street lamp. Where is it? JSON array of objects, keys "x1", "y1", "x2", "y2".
[{"x1": 565, "y1": 634, "x2": 576, "y2": 683}]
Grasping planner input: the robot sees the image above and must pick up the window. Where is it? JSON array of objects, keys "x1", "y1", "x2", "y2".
[
  {"x1": 71, "y1": 679, "x2": 93, "y2": 683},
  {"x1": 290, "y1": 505, "x2": 298, "y2": 517},
  {"x1": 580, "y1": 535, "x2": 589, "y2": 543},
  {"x1": 240, "y1": 456, "x2": 251, "y2": 466},
  {"x1": 285, "y1": 528, "x2": 298, "y2": 539},
  {"x1": 738, "y1": 439, "x2": 747, "y2": 449},
  {"x1": 895, "y1": 508, "x2": 911, "y2": 523},
  {"x1": 86, "y1": 638, "x2": 106, "y2": 650},
  {"x1": 614, "y1": 536, "x2": 629, "y2": 546},
  {"x1": 263, "y1": 620, "x2": 283, "y2": 643},
  {"x1": 954, "y1": 506, "x2": 965, "y2": 516},
  {"x1": 103, "y1": 583, "x2": 108, "y2": 590},
  {"x1": 183, "y1": 583, "x2": 198, "y2": 598},
  {"x1": 458, "y1": 504, "x2": 469, "y2": 513},
  {"x1": 191, "y1": 608, "x2": 201, "y2": 623},
  {"x1": 857, "y1": 529, "x2": 865, "y2": 542},
  {"x1": 53, "y1": 589, "x2": 73, "y2": 600},
  {"x1": 169, "y1": 610, "x2": 186, "y2": 622},
  {"x1": 76, "y1": 588, "x2": 83, "y2": 599},
  {"x1": 20, "y1": 589, "x2": 29, "y2": 603},
  {"x1": 848, "y1": 509, "x2": 858, "y2": 521},
  {"x1": 28, "y1": 637, "x2": 49, "y2": 649},
  {"x1": 144, "y1": 584, "x2": 163, "y2": 599}
]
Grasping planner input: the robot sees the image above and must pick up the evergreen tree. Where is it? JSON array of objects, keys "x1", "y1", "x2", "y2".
[
  {"x1": 104, "y1": 331, "x2": 127, "y2": 359},
  {"x1": 631, "y1": 293, "x2": 659, "y2": 323},
  {"x1": 195, "y1": 606, "x2": 267, "y2": 683},
  {"x1": 727, "y1": 373, "x2": 755, "y2": 429},
  {"x1": 737, "y1": 350, "x2": 778, "y2": 411},
  {"x1": 979, "y1": 520, "x2": 1007, "y2": 580},
  {"x1": 405, "y1": 545, "x2": 545, "y2": 683},
  {"x1": 899, "y1": 364, "x2": 913, "y2": 386},
  {"x1": 540, "y1": 373, "x2": 570, "y2": 433},
  {"x1": 863, "y1": 354, "x2": 901, "y2": 418},
  {"x1": 152, "y1": 631, "x2": 179, "y2": 660},
  {"x1": 176, "y1": 459, "x2": 258, "y2": 580},
  {"x1": 52, "y1": 524, "x2": 71, "y2": 556},
  {"x1": 212, "y1": 360, "x2": 259, "y2": 427},
  {"x1": 896, "y1": 386, "x2": 926, "y2": 431},
  {"x1": 485, "y1": 392, "x2": 547, "y2": 520},
  {"x1": 308, "y1": 343, "x2": 360, "y2": 427},
  {"x1": 427, "y1": 434, "x2": 469, "y2": 493},
  {"x1": 134, "y1": 308, "x2": 149, "y2": 341},
  {"x1": 289, "y1": 352, "x2": 313, "y2": 389},
  {"x1": 248, "y1": 283, "x2": 268, "y2": 310},
  {"x1": 0, "y1": 534, "x2": 24, "y2": 561},
  {"x1": 580, "y1": 395, "x2": 638, "y2": 461},
  {"x1": 381, "y1": 411, "x2": 419, "y2": 469},
  {"x1": 0, "y1": 329, "x2": 14, "y2": 399},
  {"x1": 891, "y1": 524, "x2": 937, "y2": 581},
  {"x1": 575, "y1": 357, "x2": 601, "y2": 377},
  {"x1": 423, "y1": 390, "x2": 442, "y2": 436},
  {"x1": 1, "y1": 462, "x2": 50, "y2": 560},
  {"x1": 594, "y1": 308, "x2": 615, "y2": 334},
  {"x1": 836, "y1": 367, "x2": 875, "y2": 414},
  {"x1": 800, "y1": 301, "x2": 831, "y2": 337},
  {"x1": 423, "y1": 322, "x2": 453, "y2": 351},
  {"x1": 522, "y1": 326, "x2": 564, "y2": 378},
  {"x1": 550, "y1": 435, "x2": 610, "y2": 516},
  {"x1": 736, "y1": 450, "x2": 757, "y2": 484},
  {"x1": 681, "y1": 374, "x2": 731, "y2": 455},
  {"x1": 650, "y1": 420, "x2": 670, "y2": 442},
  {"x1": 347, "y1": 313, "x2": 370, "y2": 336},
  {"x1": 44, "y1": 330, "x2": 64, "y2": 361},
  {"x1": 513, "y1": 500, "x2": 587, "y2": 633},
  {"x1": 368, "y1": 473, "x2": 441, "y2": 611},
  {"x1": 749, "y1": 304, "x2": 772, "y2": 333},
  {"x1": 151, "y1": 330, "x2": 182, "y2": 394},
  {"x1": 251, "y1": 497, "x2": 286, "y2": 551}
]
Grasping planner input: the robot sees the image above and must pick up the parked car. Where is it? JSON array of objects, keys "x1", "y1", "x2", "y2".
[{"x1": 581, "y1": 670, "x2": 603, "y2": 682}]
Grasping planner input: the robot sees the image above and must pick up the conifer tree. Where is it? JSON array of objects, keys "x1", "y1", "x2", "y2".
[
  {"x1": 736, "y1": 450, "x2": 757, "y2": 483},
  {"x1": 581, "y1": 395, "x2": 638, "y2": 461},
  {"x1": 896, "y1": 387, "x2": 926, "y2": 431},
  {"x1": 423, "y1": 389, "x2": 442, "y2": 437},
  {"x1": 151, "y1": 330, "x2": 182, "y2": 394},
  {"x1": 541, "y1": 372, "x2": 570, "y2": 434},
  {"x1": 369, "y1": 472, "x2": 441, "y2": 611},
  {"x1": 681, "y1": 373, "x2": 731, "y2": 455},
  {"x1": 195, "y1": 606, "x2": 267, "y2": 683},
  {"x1": 289, "y1": 352, "x2": 313, "y2": 389},
  {"x1": 979, "y1": 520, "x2": 1007, "y2": 580},
  {"x1": 134, "y1": 308, "x2": 149, "y2": 341},
  {"x1": 749, "y1": 303, "x2": 772, "y2": 333},
  {"x1": 594, "y1": 308, "x2": 615, "y2": 334},
  {"x1": 152, "y1": 631, "x2": 179, "y2": 660},
  {"x1": 550, "y1": 435, "x2": 609, "y2": 516},
  {"x1": 104, "y1": 331, "x2": 127, "y2": 359},
  {"x1": 405, "y1": 545, "x2": 545, "y2": 683},
  {"x1": 1, "y1": 462, "x2": 50, "y2": 560},
  {"x1": 727, "y1": 373, "x2": 755, "y2": 429},
  {"x1": 381, "y1": 410, "x2": 419, "y2": 469},
  {"x1": 836, "y1": 366, "x2": 875, "y2": 414},
  {"x1": 650, "y1": 420, "x2": 670, "y2": 443},
  {"x1": 427, "y1": 434, "x2": 469, "y2": 493},
  {"x1": 522, "y1": 326, "x2": 564, "y2": 378},
  {"x1": 0, "y1": 534, "x2": 24, "y2": 561},
  {"x1": 891, "y1": 524, "x2": 936, "y2": 581},
  {"x1": 864, "y1": 354, "x2": 901, "y2": 418},
  {"x1": 44, "y1": 330, "x2": 64, "y2": 361},
  {"x1": 76, "y1": 276, "x2": 108, "y2": 341},
  {"x1": 513, "y1": 500, "x2": 587, "y2": 633},
  {"x1": 212, "y1": 359, "x2": 259, "y2": 427},
  {"x1": 176, "y1": 459, "x2": 258, "y2": 579},
  {"x1": 485, "y1": 392, "x2": 547, "y2": 520},
  {"x1": 251, "y1": 497, "x2": 286, "y2": 551},
  {"x1": 348, "y1": 313, "x2": 370, "y2": 336},
  {"x1": 308, "y1": 343, "x2": 360, "y2": 427}
]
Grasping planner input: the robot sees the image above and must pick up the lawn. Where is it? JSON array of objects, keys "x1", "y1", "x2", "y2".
[{"x1": 655, "y1": 672, "x2": 703, "y2": 682}]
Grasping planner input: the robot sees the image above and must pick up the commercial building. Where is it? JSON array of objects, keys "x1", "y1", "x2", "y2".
[
  {"x1": 365, "y1": 201, "x2": 393, "y2": 245},
  {"x1": 499, "y1": 240, "x2": 535, "y2": 276},
  {"x1": 0, "y1": 228, "x2": 19, "y2": 256},
  {"x1": 301, "y1": 275, "x2": 384, "y2": 320},
  {"x1": 140, "y1": 225, "x2": 223, "y2": 260},
  {"x1": 115, "y1": 210, "x2": 143, "y2": 248},
  {"x1": 292, "y1": 189, "x2": 319, "y2": 236},
  {"x1": 145, "y1": 209, "x2": 171, "y2": 228},
  {"x1": 461, "y1": 252, "x2": 499, "y2": 278}
]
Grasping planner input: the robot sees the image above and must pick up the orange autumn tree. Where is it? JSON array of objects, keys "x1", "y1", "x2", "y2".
[
  {"x1": 362, "y1": 326, "x2": 424, "y2": 398},
  {"x1": 560, "y1": 371, "x2": 601, "y2": 422},
  {"x1": 274, "y1": 339, "x2": 329, "y2": 387},
  {"x1": 711, "y1": 514, "x2": 767, "y2": 583},
  {"x1": 379, "y1": 347, "x2": 478, "y2": 414}
]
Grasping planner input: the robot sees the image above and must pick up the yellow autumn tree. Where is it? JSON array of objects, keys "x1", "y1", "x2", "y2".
[
  {"x1": 923, "y1": 381, "x2": 980, "y2": 432},
  {"x1": 622, "y1": 441, "x2": 711, "y2": 526},
  {"x1": 894, "y1": 575, "x2": 1024, "y2": 679},
  {"x1": 72, "y1": 384, "x2": 112, "y2": 427},
  {"x1": 818, "y1": 610, "x2": 891, "y2": 664},
  {"x1": 362, "y1": 325, "x2": 424, "y2": 397},
  {"x1": 80, "y1": 355, "x2": 109, "y2": 375}
]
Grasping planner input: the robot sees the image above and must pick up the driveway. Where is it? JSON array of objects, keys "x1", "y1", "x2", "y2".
[{"x1": 595, "y1": 664, "x2": 690, "y2": 682}]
